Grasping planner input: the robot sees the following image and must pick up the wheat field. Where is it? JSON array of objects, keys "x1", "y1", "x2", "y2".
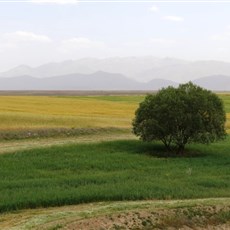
[
  {"x1": 0, "y1": 95, "x2": 143, "y2": 130},
  {"x1": 0, "y1": 94, "x2": 229, "y2": 132}
]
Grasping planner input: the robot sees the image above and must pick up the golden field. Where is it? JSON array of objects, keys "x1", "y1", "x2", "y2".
[
  {"x1": 0, "y1": 94, "x2": 229, "y2": 132},
  {"x1": 0, "y1": 95, "x2": 143, "y2": 130}
]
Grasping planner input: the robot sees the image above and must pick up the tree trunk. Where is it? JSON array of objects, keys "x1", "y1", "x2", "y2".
[
  {"x1": 177, "y1": 145, "x2": 185, "y2": 155},
  {"x1": 162, "y1": 141, "x2": 172, "y2": 152}
]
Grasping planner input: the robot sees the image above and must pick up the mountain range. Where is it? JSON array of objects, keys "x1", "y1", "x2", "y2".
[
  {"x1": 0, "y1": 71, "x2": 178, "y2": 90},
  {"x1": 0, "y1": 57, "x2": 230, "y2": 91}
]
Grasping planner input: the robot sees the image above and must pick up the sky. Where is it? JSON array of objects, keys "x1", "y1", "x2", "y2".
[{"x1": 0, "y1": 0, "x2": 230, "y2": 71}]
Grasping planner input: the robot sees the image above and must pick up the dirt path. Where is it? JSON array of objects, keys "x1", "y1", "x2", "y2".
[
  {"x1": 0, "y1": 133, "x2": 136, "y2": 154},
  {"x1": 0, "y1": 198, "x2": 229, "y2": 230}
]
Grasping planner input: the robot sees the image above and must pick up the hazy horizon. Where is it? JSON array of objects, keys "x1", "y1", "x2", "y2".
[{"x1": 1, "y1": 1, "x2": 230, "y2": 73}]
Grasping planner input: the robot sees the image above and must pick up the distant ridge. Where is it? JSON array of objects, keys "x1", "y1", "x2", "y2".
[
  {"x1": 2, "y1": 57, "x2": 230, "y2": 84},
  {"x1": 193, "y1": 75, "x2": 230, "y2": 91},
  {"x1": 148, "y1": 78, "x2": 178, "y2": 89},
  {"x1": 0, "y1": 72, "x2": 229, "y2": 91},
  {"x1": 0, "y1": 72, "x2": 178, "y2": 90},
  {"x1": 136, "y1": 60, "x2": 230, "y2": 82}
]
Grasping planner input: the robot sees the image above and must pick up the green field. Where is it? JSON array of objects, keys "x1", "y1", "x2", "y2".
[
  {"x1": 0, "y1": 137, "x2": 229, "y2": 213},
  {"x1": 0, "y1": 93, "x2": 229, "y2": 229}
]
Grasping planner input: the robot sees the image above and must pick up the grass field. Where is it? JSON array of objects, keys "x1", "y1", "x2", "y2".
[{"x1": 0, "y1": 136, "x2": 229, "y2": 213}]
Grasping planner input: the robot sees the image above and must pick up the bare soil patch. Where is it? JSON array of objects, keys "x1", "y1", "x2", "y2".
[
  {"x1": 65, "y1": 205, "x2": 230, "y2": 230},
  {"x1": 0, "y1": 199, "x2": 229, "y2": 230}
]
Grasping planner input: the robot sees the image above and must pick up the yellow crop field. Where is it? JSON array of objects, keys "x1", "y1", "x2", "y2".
[
  {"x1": 0, "y1": 95, "x2": 229, "y2": 133},
  {"x1": 0, "y1": 96, "x2": 143, "y2": 130}
]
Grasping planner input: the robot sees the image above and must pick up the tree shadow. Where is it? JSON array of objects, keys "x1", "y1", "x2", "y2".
[
  {"x1": 104, "y1": 139, "x2": 206, "y2": 158},
  {"x1": 138, "y1": 144, "x2": 206, "y2": 158}
]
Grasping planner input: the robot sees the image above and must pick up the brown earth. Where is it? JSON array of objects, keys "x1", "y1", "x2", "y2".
[
  {"x1": 0, "y1": 199, "x2": 229, "y2": 230},
  {"x1": 64, "y1": 205, "x2": 230, "y2": 230}
]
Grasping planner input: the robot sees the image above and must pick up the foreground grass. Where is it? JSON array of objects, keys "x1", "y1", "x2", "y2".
[{"x1": 0, "y1": 136, "x2": 229, "y2": 213}]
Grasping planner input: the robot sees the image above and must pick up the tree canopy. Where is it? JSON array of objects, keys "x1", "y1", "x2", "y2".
[{"x1": 133, "y1": 82, "x2": 226, "y2": 154}]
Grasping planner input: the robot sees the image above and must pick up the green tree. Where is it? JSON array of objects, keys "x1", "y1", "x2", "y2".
[{"x1": 133, "y1": 82, "x2": 226, "y2": 154}]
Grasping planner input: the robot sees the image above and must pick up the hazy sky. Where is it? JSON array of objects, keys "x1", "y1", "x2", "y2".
[{"x1": 0, "y1": 0, "x2": 230, "y2": 71}]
